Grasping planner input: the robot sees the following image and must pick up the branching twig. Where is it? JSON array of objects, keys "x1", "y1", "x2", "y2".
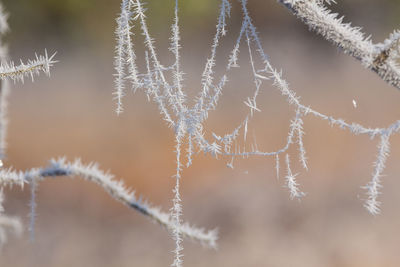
[
  {"x1": 0, "y1": 50, "x2": 57, "y2": 83},
  {"x1": 112, "y1": 0, "x2": 400, "y2": 264}
]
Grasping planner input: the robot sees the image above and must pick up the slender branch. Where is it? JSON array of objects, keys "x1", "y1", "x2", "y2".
[
  {"x1": 285, "y1": 154, "x2": 305, "y2": 200},
  {"x1": 0, "y1": 158, "x2": 217, "y2": 248},
  {"x1": 363, "y1": 133, "x2": 391, "y2": 215},
  {"x1": 0, "y1": 50, "x2": 57, "y2": 83}
]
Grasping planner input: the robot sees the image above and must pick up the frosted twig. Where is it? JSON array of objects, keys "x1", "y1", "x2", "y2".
[
  {"x1": 377, "y1": 30, "x2": 400, "y2": 54},
  {"x1": 186, "y1": 134, "x2": 193, "y2": 167},
  {"x1": 114, "y1": 0, "x2": 141, "y2": 114},
  {"x1": 134, "y1": 0, "x2": 185, "y2": 116},
  {"x1": 170, "y1": 0, "x2": 186, "y2": 115},
  {"x1": 285, "y1": 154, "x2": 305, "y2": 200},
  {"x1": 278, "y1": 0, "x2": 400, "y2": 90},
  {"x1": 171, "y1": 114, "x2": 185, "y2": 266},
  {"x1": 112, "y1": 4, "x2": 400, "y2": 260},
  {"x1": 144, "y1": 51, "x2": 175, "y2": 126},
  {"x1": 0, "y1": 50, "x2": 56, "y2": 83},
  {"x1": 28, "y1": 175, "x2": 38, "y2": 241},
  {"x1": 0, "y1": 158, "x2": 218, "y2": 248},
  {"x1": 114, "y1": 0, "x2": 129, "y2": 114},
  {"x1": 0, "y1": 4, "x2": 48, "y2": 246},
  {"x1": 195, "y1": 0, "x2": 231, "y2": 117},
  {"x1": 293, "y1": 110, "x2": 308, "y2": 170},
  {"x1": 208, "y1": 0, "x2": 400, "y2": 213},
  {"x1": 363, "y1": 133, "x2": 391, "y2": 215}
]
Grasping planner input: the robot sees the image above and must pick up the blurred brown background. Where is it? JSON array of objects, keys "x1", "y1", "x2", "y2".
[{"x1": 1, "y1": 0, "x2": 400, "y2": 266}]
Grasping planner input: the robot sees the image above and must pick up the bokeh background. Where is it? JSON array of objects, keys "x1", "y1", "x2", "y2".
[{"x1": 1, "y1": 0, "x2": 400, "y2": 266}]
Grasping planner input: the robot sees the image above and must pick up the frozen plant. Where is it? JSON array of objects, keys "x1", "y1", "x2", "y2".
[
  {"x1": 0, "y1": 158, "x2": 217, "y2": 247},
  {"x1": 278, "y1": 0, "x2": 400, "y2": 89},
  {"x1": 115, "y1": 0, "x2": 400, "y2": 266},
  {"x1": 0, "y1": 0, "x2": 216, "y2": 253},
  {"x1": 276, "y1": 0, "x2": 400, "y2": 214}
]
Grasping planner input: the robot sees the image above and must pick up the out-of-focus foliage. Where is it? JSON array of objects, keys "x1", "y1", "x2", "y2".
[
  {"x1": 1, "y1": 0, "x2": 220, "y2": 45},
  {"x1": 1, "y1": 0, "x2": 399, "y2": 48}
]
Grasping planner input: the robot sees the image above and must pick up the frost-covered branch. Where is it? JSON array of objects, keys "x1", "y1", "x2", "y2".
[
  {"x1": 363, "y1": 133, "x2": 391, "y2": 215},
  {"x1": 0, "y1": 51, "x2": 56, "y2": 83},
  {"x1": 114, "y1": 0, "x2": 400, "y2": 222},
  {"x1": 278, "y1": 0, "x2": 400, "y2": 90},
  {"x1": 210, "y1": 0, "x2": 400, "y2": 214},
  {"x1": 0, "y1": 158, "x2": 217, "y2": 248},
  {"x1": 285, "y1": 154, "x2": 305, "y2": 200},
  {"x1": 0, "y1": 2, "x2": 57, "y2": 248}
]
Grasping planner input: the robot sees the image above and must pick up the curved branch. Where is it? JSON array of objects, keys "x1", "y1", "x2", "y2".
[{"x1": 0, "y1": 158, "x2": 218, "y2": 248}]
